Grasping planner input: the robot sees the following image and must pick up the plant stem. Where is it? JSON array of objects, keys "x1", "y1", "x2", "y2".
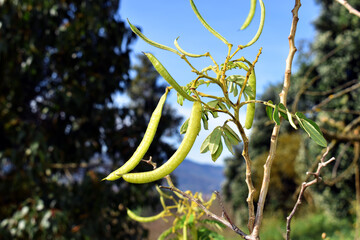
[{"x1": 250, "y1": 0, "x2": 301, "y2": 238}]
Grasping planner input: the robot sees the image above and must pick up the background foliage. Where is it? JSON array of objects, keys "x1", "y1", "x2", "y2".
[
  {"x1": 0, "y1": 0, "x2": 181, "y2": 239},
  {"x1": 223, "y1": 0, "x2": 360, "y2": 233}
]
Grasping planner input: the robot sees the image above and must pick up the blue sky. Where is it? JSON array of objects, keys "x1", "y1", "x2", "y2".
[{"x1": 117, "y1": 0, "x2": 321, "y2": 166}]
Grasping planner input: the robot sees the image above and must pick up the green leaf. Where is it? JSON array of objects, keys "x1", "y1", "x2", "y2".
[
  {"x1": 273, "y1": 104, "x2": 280, "y2": 125},
  {"x1": 201, "y1": 113, "x2": 209, "y2": 130},
  {"x1": 218, "y1": 102, "x2": 228, "y2": 111},
  {"x1": 287, "y1": 111, "x2": 297, "y2": 129},
  {"x1": 207, "y1": 100, "x2": 219, "y2": 108},
  {"x1": 180, "y1": 118, "x2": 189, "y2": 134},
  {"x1": 266, "y1": 100, "x2": 273, "y2": 121},
  {"x1": 200, "y1": 134, "x2": 211, "y2": 153},
  {"x1": 295, "y1": 112, "x2": 306, "y2": 130},
  {"x1": 278, "y1": 103, "x2": 288, "y2": 120},
  {"x1": 177, "y1": 93, "x2": 184, "y2": 106},
  {"x1": 233, "y1": 85, "x2": 238, "y2": 97},
  {"x1": 209, "y1": 127, "x2": 222, "y2": 154},
  {"x1": 300, "y1": 119, "x2": 327, "y2": 147},
  {"x1": 222, "y1": 131, "x2": 234, "y2": 155},
  {"x1": 211, "y1": 140, "x2": 223, "y2": 162},
  {"x1": 223, "y1": 124, "x2": 241, "y2": 145},
  {"x1": 209, "y1": 110, "x2": 219, "y2": 118}
]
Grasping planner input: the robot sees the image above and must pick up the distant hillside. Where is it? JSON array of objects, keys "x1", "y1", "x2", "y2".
[{"x1": 173, "y1": 159, "x2": 224, "y2": 194}]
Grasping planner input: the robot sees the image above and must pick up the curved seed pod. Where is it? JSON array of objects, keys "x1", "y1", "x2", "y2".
[
  {"x1": 102, "y1": 91, "x2": 169, "y2": 181},
  {"x1": 240, "y1": 0, "x2": 257, "y2": 30},
  {"x1": 244, "y1": 69, "x2": 256, "y2": 129},
  {"x1": 123, "y1": 101, "x2": 202, "y2": 184},
  {"x1": 189, "y1": 0, "x2": 229, "y2": 45},
  {"x1": 127, "y1": 208, "x2": 165, "y2": 223},
  {"x1": 127, "y1": 19, "x2": 180, "y2": 55},
  {"x1": 144, "y1": 53, "x2": 195, "y2": 102},
  {"x1": 242, "y1": 0, "x2": 265, "y2": 48},
  {"x1": 174, "y1": 37, "x2": 208, "y2": 58}
]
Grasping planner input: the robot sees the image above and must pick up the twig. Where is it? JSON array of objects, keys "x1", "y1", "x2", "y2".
[
  {"x1": 325, "y1": 132, "x2": 360, "y2": 186},
  {"x1": 292, "y1": 45, "x2": 345, "y2": 112},
  {"x1": 160, "y1": 186, "x2": 251, "y2": 239},
  {"x1": 250, "y1": 1, "x2": 302, "y2": 238},
  {"x1": 285, "y1": 147, "x2": 335, "y2": 240},
  {"x1": 335, "y1": 0, "x2": 360, "y2": 18},
  {"x1": 312, "y1": 81, "x2": 360, "y2": 111}
]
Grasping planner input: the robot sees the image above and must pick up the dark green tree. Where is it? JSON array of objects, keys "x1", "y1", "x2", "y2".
[
  {"x1": 291, "y1": 0, "x2": 360, "y2": 219},
  {"x1": 0, "y1": 1, "x2": 181, "y2": 239}
]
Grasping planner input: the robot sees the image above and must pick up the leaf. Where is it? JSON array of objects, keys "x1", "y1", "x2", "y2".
[
  {"x1": 209, "y1": 110, "x2": 219, "y2": 118},
  {"x1": 177, "y1": 93, "x2": 184, "y2": 106},
  {"x1": 266, "y1": 100, "x2": 273, "y2": 121},
  {"x1": 218, "y1": 102, "x2": 228, "y2": 111},
  {"x1": 180, "y1": 118, "x2": 189, "y2": 134},
  {"x1": 300, "y1": 119, "x2": 327, "y2": 147},
  {"x1": 295, "y1": 112, "x2": 327, "y2": 148},
  {"x1": 222, "y1": 131, "x2": 234, "y2": 155},
  {"x1": 209, "y1": 127, "x2": 222, "y2": 154},
  {"x1": 201, "y1": 113, "x2": 209, "y2": 130},
  {"x1": 200, "y1": 134, "x2": 211, "y2": 153},
  {"x1": 211, "y1": 140, "x2": 223, "y2": 162},
  {"x1": 223, "y1": 124, "x2": 241, "y2": 145},
  {"x1": 273, "y1": 104, "x2": 280, "y2": 125},
  {"x1": 278, "y1": 103, "x2": 288, "y2": 120},
  {"x1": 233, "y1": 85, "x2": 238, "y2": 97},
  {"x1": 287, "y1": 111, "x2": 297, "y2": 129},
  {"x1": 207, "y1": 100, "x2": 219, "y2": 108}
]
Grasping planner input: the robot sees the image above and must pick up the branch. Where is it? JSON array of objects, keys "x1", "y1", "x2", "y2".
[
  {"x1": 285, "y1": 147, "x2": 335, "y2": 240},
  {"x1": 312, "y1": 81, "x2": 360, "y2": 111},
  {"x1": 321, "y1": 128, "x2": 360, "y2": 142},
  {"x1": 335, "y1": 0, "x2": 360, "y2": 18},
  {"x1": 250, "y1": 0, "x2": 302, "y2": 238},
  {"x1": 159, "y1": 186, "x2": 253, "y2": 239}
]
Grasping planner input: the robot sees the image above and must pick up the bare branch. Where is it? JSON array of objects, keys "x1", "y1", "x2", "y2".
[
  {"x1": 312, "y1": 81, "x2": 360, "y2": 111},
  {"x1": 250, "y1": 1, "x2": 302, "y2": 238},
  {"x1": 285, "y1": 148, "x2": 335, "y2": 240},
  {"x1": 335, "y1": 0, "x2": 360, "y2": 18}
]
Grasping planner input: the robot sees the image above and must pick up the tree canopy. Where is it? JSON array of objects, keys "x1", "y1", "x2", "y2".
[{"x1": 0, "y1": 1, "x2": 181, "y2": 238}]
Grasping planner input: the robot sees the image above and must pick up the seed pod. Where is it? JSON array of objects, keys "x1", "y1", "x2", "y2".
[
  {"x1": 240, "y1": 0, "x2": 257, "y2": 30},
  {"x1": 242, "y1": 0, "x2": 265, "y2": 48},
  {"x1": 122, "y1": 101, "x2": 202, "y2": 184},
  {"x1": 127, "y1": 208, "x2": 165, "y2": 223},
  {"x1": 144, "y1": 53, "x2": 195, "y2": 102},
  {"x1": 102, "y1": 91, "x2": 168, "y2": 181},
  {"x1": 244, "y1": 69, "x2": 256, "y2": 129}
]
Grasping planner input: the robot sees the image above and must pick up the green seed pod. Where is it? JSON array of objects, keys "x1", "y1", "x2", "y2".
[
  {"x1": 102, "y1": 91, "x2": 169, "y2": 181},
  {"x1": 242, "y1": 0, "x2": 265, "y2": 48},
  {"x1": 122, "y1": 101, "x2": 202, "y2": 184},
  {"x1": 244, "y1": 69, "x2": 256, "y2": 129},
  {"x1": 240, "y1": 0, "x2": 257, "y2": 30},
  {"x1": 144, "y1": 53, "x2": 195, "y2": 102},
  {"x1": 127, "y1": 208, "x2": 165, "y2": 223},
  {"x1": 127, "y1": 19, "x2": 179, "y2": 55}
]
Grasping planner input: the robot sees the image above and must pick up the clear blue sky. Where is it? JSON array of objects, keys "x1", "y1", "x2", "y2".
[{"x1": 117, "y1": 0, "x2": 321, "y2": 166}]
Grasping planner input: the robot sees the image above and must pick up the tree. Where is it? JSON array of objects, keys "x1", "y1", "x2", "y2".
[
  {"x1": 0, "y1": 1, "x2": 181, "y2": 238},
  {"x1": 224, "y1": 0, "x2": 360, "y2": 232}
]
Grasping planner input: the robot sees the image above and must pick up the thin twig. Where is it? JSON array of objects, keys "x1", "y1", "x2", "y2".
[
  {"x1": 312, "y1": 81, "x2": 360, "y2": 111},
  {"x1": 250, "y1": 1, "x2": 302, "y2": 238},
  {"x1": 292, "y1": 45, "x2": 345, "y2": 112},
  {"x1": 285, "y1": 147, "x2": 335, "y2": 240},
  {"x1": 335, "y1": 0, "x2": 360, "y2": 18}
]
